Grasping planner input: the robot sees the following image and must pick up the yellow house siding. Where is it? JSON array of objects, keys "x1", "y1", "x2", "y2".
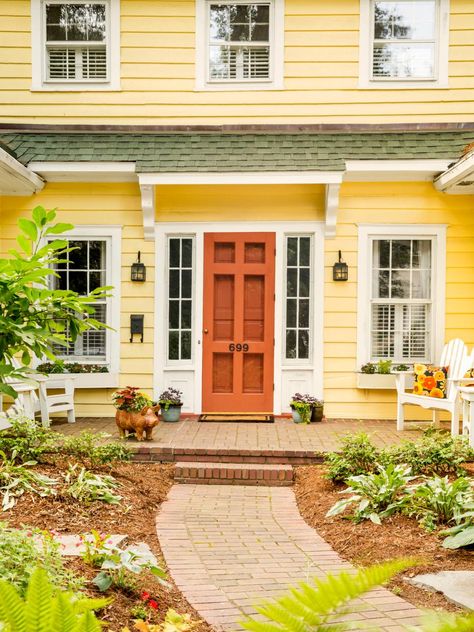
[
  {"x1": 324, "y1": 181, "x2": 474, "y2": 419},
  {"x1": 0, "y1": 183, "x2": 155, "y2": 417},
  {"x1": 1, "y1": 0, "x2": 474, "y2": 124}
]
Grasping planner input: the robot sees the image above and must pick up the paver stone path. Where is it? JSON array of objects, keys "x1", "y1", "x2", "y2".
[{"x1": 156, "y1": 485, "x2": 420, "y2": 631}]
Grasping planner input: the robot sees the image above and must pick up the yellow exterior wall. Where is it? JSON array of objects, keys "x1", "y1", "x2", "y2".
[
  {"x1": 1, "y1": 181, "x2": 474, "y2": 419},
  {"x1": 1, "y1": 0, "x2": 474, "y2": 125},
  {"x1": 0, "y1": 183, "x2": 155, "y2": 416}
]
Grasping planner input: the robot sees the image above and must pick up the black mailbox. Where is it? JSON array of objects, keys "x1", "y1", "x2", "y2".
[{"x1": 130, "y1": 314, "x2": 144, "y2": 343}]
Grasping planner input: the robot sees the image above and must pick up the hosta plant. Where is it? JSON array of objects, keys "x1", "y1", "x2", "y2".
[
  {"x1": 0, "y1": 523, "x2": 82, "y2": 596},
  {"x1": 64, "y1": 464, "x2": 122, "y2": 505},
  {"x1": 441, "y1": 508, "x2": 474, "y2": 549},
  {"x1": 92, "y1": 547, "x2": 169, "y2": 593},
  {"x1": 80, "y1": 530, "x2": 117, "y2": 567},
  {"x1": 326, "y1": 463, "x2": 415, "y2": 524},
  {"x1": 0, "y1": 450, "x2": 57, "y2": 511},
  {"x1": 0, "y1": 567, "x2": 110, "y2": 632},
  {"x1": 405, "y1": 475, "x2": 474, "y2": 532}
]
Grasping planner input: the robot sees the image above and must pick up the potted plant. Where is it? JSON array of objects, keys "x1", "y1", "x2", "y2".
[
  {"x1": 356, "y1": 360, "x2": 414, "y2": 390},
  {"x1": 158, "y1": 387, "x2": 183, "y2": 422},
  {"x1": 289, "y1": 393, "x2": 323, "y2": 424},
  {"x1": 112, "y1": 386, "x2": 160, "y2": 441}
]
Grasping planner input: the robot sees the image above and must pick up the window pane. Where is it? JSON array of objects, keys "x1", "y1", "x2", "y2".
[
  {"x1": 181, "y1": 300, "x2": 192, "y2": 329},
  {"x1": 182, "y1": 239, "x2": 193, "y2": 267},
  {"x1": 299, "y1": 237, "x2": 310, "y2": 266},
  {"x1": 89, "y1": 270, "x2": 105, "y2": 291},
  {"x1": 181, "y1": 269, "x2": 192, "y2": 298},
  {"x1": 286, "y1": 330, "x2": 297, "y2": 359},
  {"x1": 391, "y1": 240, "x2": 411, "y2": 268},
  {"x1": 287, "y1": 237, "x2": 298, "y2": 266},
  {"x1": 299, "y1": 299, "x2": 309, "y2": 328},
  {"x1": 373, "y1": 269, "x2": 390, "y2": 298},
  {"x1": 169, "y1": 300, "x2": 180, "y2": 329},
  {"x1": 374, "y1": 1, "x2": 436, "y2": 40},
  {"x1": 169, "y1": 239, "x2": 180, "y2": 268},
  {"x1": 181, "y1": 331, "x2": 192, "y2": 360},
  {"x1": 391, "y1": 270, "x2": 410, "y2": 298},
  {"x1": 167, "y1": 237, "x2": 193, "y2": 360},
  {"x1": 68, "y1": 270, "x2": 87, "y2": 295},
  {"x1": 412, "y1": 270, "x2": 431, "y2": 299},
  {"x1": 169, "y1": 270, "x2": 180, "y2": 298},
  {"x1": 286, "y1": 298, "x2": 297, "y2": 328},
  {"x1": 286, "y1": 268, "x2": 297, "y2": 297},
  {"x1": 299, "y1": 268, "x2": 310, "y2": 297},
  {"x1": 89, "y1": 241, "x2": 105, "y2": 269},
  {"x1": 373, "y1": 42, "x2": 435, "y2": 78},
  {"x1": 69, "y1": 240, "x2": 87, "y2": 268},
  {"x1": 169, "y1": 331, "x2": 179, "y2": 360},
  {"x1": 298, "y1": 330, "x2": 309, "y2": 359},
  {"x1": 285, "y1": 236, "x2": 312, "y2": 360}
]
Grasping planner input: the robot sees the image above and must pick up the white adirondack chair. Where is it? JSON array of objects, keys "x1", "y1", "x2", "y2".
[{"x1": 395, "y1": 339, "x2": 473, "y2": 437}]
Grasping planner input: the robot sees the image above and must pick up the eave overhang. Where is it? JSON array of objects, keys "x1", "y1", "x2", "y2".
[
  {"x1": 434, "y1": 150, "x2": 474, "y2": 194},
  {"x1": 0, "y1": 148, "x2": 44, "y2": 196}
]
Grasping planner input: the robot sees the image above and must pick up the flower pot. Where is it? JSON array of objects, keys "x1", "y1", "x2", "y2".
[
  {"x1": 161, "y1": 405, "x2": 182, "y2": 422},
  {"x1": 311, "y1": 405, "x2": 324, "y2": 422},
  {"x1": 291, "y1": 408, "x2": 305, "y2": 424}
]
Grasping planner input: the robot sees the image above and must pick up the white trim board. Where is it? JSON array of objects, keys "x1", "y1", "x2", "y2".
[
  {"x1": 28, "y1": 162, "x2": 136, "y2": 182},
  {"x1": 345, "y1": 160, "x2": 452, "y2": 182},
  {"x1": 356, "y1": 223, "x2": 447, "y2": 371},
  {"x1": 153, "y1": 220, "x2": 325, "y2": 414},
  {"x1": 434, "y1": 151, "x2": 474, "y2": 194},
  {"x1": 0, "y1": 148, "x2": 44, "y2": 195},
  {"x1": 139, "y1": 171, "x2": 344, "y2": 185}
]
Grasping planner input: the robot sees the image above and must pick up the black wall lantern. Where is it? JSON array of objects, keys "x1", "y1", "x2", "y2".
[
  {"x1": 333, "y1": 250, "x2": 349, "y2": 281},
  {"x1": 131, "y1": 251, "x2": 146, "y2": 282},
  {"x1": 130, "y1": 314, "x2": 144, "y2": 343}
]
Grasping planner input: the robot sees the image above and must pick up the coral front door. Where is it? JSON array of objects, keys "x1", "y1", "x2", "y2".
[{"x1": 202, "y1": 233, "x2": 275, "y2": 412}]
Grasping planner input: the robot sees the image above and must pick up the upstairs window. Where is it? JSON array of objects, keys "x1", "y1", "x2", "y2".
[
  {"x1": 45, "y1": 2, "x2": 108, "y2": 81},
  {"x1": 209, "y1": 2, "x2": 271, "y2": 82},
  {"x1": 196, "y1": 0, "x2": 283, "y2": 90},
  {"x1": 31, "y1": 0, "x2": 120, "y2": 90},
  {"x1": 360, "y1": 0, "x2": 449, "y2": 87}
]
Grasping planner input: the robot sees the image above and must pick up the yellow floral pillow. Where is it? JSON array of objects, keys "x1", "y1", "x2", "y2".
[
  {"x1": 413, "y1": 364, "x2": 448, "y2": 399},
  {"x1": 463, "y1": 368, "x2": 474, "y2": 387}
]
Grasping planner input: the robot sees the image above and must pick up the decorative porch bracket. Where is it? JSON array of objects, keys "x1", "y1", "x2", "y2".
[
  {"x1": 139, "y1": 183, "x2": 155, "y2": 241},
  {"x1": 324, "y1": 183, "x2": 340, "y2": 239}
]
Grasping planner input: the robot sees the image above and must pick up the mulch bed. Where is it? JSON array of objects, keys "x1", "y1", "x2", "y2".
[
  {"x1": 2, "y1": 459, "x2": 213, "y2": 632},
  {"x1": 294, "y1": 464, "x2": 474, "y2": 613}
]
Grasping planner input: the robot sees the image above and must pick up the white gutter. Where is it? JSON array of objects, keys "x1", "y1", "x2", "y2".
[
  {"x1": 434, "y1": 150, "x2": 474, "y2": 193},
  {"x1": 0, "y1": 148, "x2": 44, "y2": 195}
]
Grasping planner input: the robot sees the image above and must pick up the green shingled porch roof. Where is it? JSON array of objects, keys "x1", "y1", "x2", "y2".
[{"x1": 1, "y1": 131, "x2": 471, "y2": 172}]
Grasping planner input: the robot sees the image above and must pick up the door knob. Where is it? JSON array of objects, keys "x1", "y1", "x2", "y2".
[{"x1": 203, "y1": 328, "x2": 209, "y2": 334}]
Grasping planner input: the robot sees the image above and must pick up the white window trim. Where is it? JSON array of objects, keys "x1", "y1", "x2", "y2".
[
  {"x1": 42, "y1": 225, "x2": 122, "y2": 376},
  {"x1": 358, "y1": 0, "x2": 449, "y2": 89},
  {"x1": 165, "y1": 234, "x2": 196, "y2": 367},
  {"x1": 357, "y1": 224, "x2": 446, "y2": 370},
  {"x1": 31, "y1": 0, "x2": 121, "y2": 91},
  {"x1": 195, "y1": 0, "x2": 284, "y2": 91}
]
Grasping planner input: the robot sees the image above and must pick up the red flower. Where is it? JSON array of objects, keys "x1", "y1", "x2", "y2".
[
  {"x1": 148, "y1": 599, "x2": 158, "y2": 610},
  {"x1": 140, "y1": 591, "x2": 150, "y2": 601}
]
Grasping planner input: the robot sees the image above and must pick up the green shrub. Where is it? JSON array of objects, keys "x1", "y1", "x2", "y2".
[
  {"x1": 64, "y1": 464, "x2": 122, "y2": 504},
  {"x1": 0, "y1": 567, "x2": 109, "y2": 632},
  {"x1": 0, "y1": 450, "x2": 57, "y2": 511},
  {"x1": 0, "y1": 523, "x2": 83, "y2": 596},
  {"x1": 405, "y1": 476, "x2": 474, "y2": 532},
  {"x1": 0, "y1": 415, "x2": 58, "y2": 463},
  {"x1": 60, "y1": 431, "x2": 131, "y2": 467},
  {"x1": 326, "y1": 463, "x2": 415, "y2": 524},
  {"x1": 384, "y1": 429, "x2": 474, "y2": 476},
  {"x1": 92, "y1": 547, "x2": 168, "y2": 593},
  {"x1": 325, "y1": 432, "x2": 380, "y2": 483}
]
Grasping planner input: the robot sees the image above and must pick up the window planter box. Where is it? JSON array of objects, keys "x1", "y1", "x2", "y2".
[
  {"x1": 356, "y1": 372, "x2": 414, "y2": 390},
  {"x1": 45, "y1": 372, "x2": 119, "y2": 389}
]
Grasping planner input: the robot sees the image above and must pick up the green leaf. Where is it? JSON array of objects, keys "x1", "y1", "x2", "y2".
[
  {"x1": 25, "y1": 567, "x2": 53, "y2": 632},
  {"x1": 92, "y1": 572, "x2": 113, "y2": 592},
  {"x1": 18, "y1": 219, "x2": 38, "y2": 242},
  {"x1": 442, "y1": 525, "x2": 474, "y2": 549},
  {"x1": 16, "y1": 235, "x2": 32, "y2": 256},
  {"x1": 32, "y1": 206, "x2": 47, "y2": 227},
  {"x1": 0, "y1": 383, "x2": 18, "y2": 399},
  {"x1": 0, "y1": 578, "x2": 27, "y2": 632},
  {"x1": 44, "y1": 223, "x2": 74, "y2": 236}
]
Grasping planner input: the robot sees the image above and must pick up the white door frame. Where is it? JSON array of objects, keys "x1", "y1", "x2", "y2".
[{"x1": 154, "y1": 221, "x2": 324, "y2": 414}]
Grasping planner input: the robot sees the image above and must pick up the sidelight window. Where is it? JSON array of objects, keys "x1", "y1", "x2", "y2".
[
  {"x1": 167, "y1": 237, "x2": 194, "y2": 361},
  {"x1": 284, "y1": 235, "x2": 312, "y2": 361}
]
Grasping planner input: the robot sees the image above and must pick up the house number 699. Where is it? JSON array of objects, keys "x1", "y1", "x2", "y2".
[{"x1": 229, "y1": 343, "x2": 249, "y2": 352}]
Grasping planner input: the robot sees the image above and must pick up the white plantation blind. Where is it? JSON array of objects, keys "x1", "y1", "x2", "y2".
[
  {"x1": 208, "y1": 2, "x2": 272, "y2": 82},
  {"x1": 370, "y1": 239, "x2": 432, "y2": 362},
  {"x1": 44, "y1": 2, "x2": 108, "y2": 82}
]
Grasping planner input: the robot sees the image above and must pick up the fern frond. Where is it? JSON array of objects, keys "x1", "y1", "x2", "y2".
[
  {"x1": 73, "y1": 611, "x2": 102, "y2": 632},
  {"x1": 72, "y1": 596, "x2": 111, "y2": 615},
  {"x1": 242, "y1": 559, "x2": 415, "y2": 632},
  {"x1": 0, "y1": 579, "x2": 26, "y2": 632},
  {"x1": 50, "y1": 593, "x2": 76, "y2": 632},
  {"x1": 25, "y1": 567, "x2": 53, "y2": 632},
  {"x1": 409, "y1": 610, "x2": 474, "y2": 632}
]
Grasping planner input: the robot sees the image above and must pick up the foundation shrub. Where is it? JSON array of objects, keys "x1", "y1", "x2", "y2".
[
  {"x1": 0, "y1": 415, "x2": 58, "y2": 463},
  {"x1": 325, "y1": 433, "x2": 380, "y2": 483},
  {"x1": 59, "y1": 430, "x2": 131, "y2": 467}
]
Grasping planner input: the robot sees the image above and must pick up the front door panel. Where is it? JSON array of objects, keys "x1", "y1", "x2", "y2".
[{"x1": 202, "y1": 233, "x2": 275, "y2": 412}]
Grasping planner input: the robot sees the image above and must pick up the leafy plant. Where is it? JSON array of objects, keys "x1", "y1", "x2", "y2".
[
  {"x1": 0, "y1": 523, "x2": 82, "y2": 596},
  {"x1": 384, "y1": 429, "x2": 474, "y2": 476},
  {"x1": 60, "y1": 431, "x2": 131, "y2": 467},
  {"x1": 360, "y1": 362, "x2": 376, "y2": 374},
  {"x1": 64, "y1": 464, "x2": 122, "y2": 504},
  {"x1": 441, "y1": 505, "x2": 474, "y2": 549},
  {"x1": 325, "y1": 432, "x2": 379, "y2": 483},
  {"x1": 93, "y1": 548, "x2": 168, "y2": 593},
  {"x1": 0, "y1": 206, "x2": 110, "y2": 398},
  {"x1": 409, "y1": 610, "x2": 474, "y2": 632},
  {"x1": 377, "y1": 359, "x2": 393, "y2": 374},
  {"x1": 37, "y1": 362, "x2": 109, "y2": 374},
  {"x1": 81, "y1": 530, "x2": 117, "y2": 567},
  {"x1": 124, "y1": 609, "x2": 197, "y2": 632},
  {"x1": 0, "y1": 566, "x2": 109, "y2": 632},
  {"x1": 326, "y1": 463, "x2": 415, "y2": 524},
  {"x1": 0, "y1": 450, "x2": 57, "y2": 510},
  {"x1": 113, "y1": 387, "x2": 156, "y2": 413},
  {"x1": 290, "y1": 401, "x2": 311, "y2": 424},
  {"x1": 405, "y1": 475, "x2": 474, "y2": 531},
  {"x1": 394, "y1": 363, "x2": 410, "y2": 371},
  {"x1": 242, "y1": 559, "x2": 414, "y2": 631},
  {"x1": 0, "y1": 415, "x2": 58, "y2": 463},
  {"x1": 158, "y1": 388, "x2": 183, "y2": 411},
  {"x1": 129, "y1": 604, "x2": 149, "y2": 621}
]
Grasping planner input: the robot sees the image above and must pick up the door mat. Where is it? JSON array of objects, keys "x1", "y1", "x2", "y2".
[{"x1": 198, "y1": 413, "x2": 274, "y2": 423}]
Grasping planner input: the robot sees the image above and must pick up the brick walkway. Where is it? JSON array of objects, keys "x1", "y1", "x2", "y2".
[
  {"x1": 156, "y1": 485, "x2": 420, "y2": 631},
  {"x1": 54, "y1": 417, "x2": 425, "y2": 453}
]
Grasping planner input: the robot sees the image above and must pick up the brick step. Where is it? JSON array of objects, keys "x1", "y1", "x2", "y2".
[
  {"x1": 131, "y1": 447, "x2": 322, "y2": 465},
  {"x1": 174, "y1": 461, "x2": 294, "y2": 486}
]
